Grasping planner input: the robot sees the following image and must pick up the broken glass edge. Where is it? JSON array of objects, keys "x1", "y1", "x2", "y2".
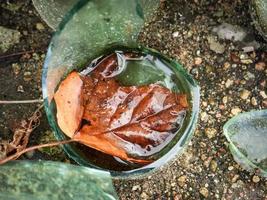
[{"x1": 223, "y1": 109, "x2": 267, "y2": 177}]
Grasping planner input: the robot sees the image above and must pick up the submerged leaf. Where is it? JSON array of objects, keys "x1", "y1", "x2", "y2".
[
  {"x1": 223, "y1": 109, "x2": 267, "y2": 177},
  {"x1": 54, "y1": 54, "x2": 188, "y2": 164},
  {"x1": 0, "y1": 160, "x2": 117, "y2": 200},
  {"x1": 54, "y1": 72, "x2": 84, "y2": 137}
]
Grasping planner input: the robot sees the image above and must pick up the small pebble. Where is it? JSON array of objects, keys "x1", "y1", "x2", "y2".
[
  {"x1": 23, "y1": 71, "x2": 32, "y2": 82},
  {"x1": 231, "y1": 174, "x2": 239, "y2": 183},
  {"x1": 231, "y1": 107, "x2": 242, "y2": 116},
  {"x1": 251, "y1": 97, "x2": 257, "y2": 106},
  {"x1": 231, "y1": 53, "x2": 240, "y2": 63},
  {"x1": 177, "y1": 175, "x2": 187, "y2": 187},
  {"x1": 172, "y1": 31, "x2": 179, "y2": 38},
  {"x1": 244, "y1": 72, "x2": 255, "y2": 80},
  {"x1": 199, "y1": 187, "x2": 209, "y2": 198},
  {"x1": 240, "y1": 59, "x2": 253, "y2": 64},
  {"x1": 255, "y1": 62, "x2": 266, "y2": 71},
  {"x1": 171, "y1": 182, "x2": 176, "y2": 187},
  {"x1": 132, "y1": 185, "x2": 141, "y2": 191},
  {"x1": 260, "y1": 91, "x2": 267, "y2": 99},
  {"x1": 22, "y1": 30, "x2": 28, "y2": 35},
  {"x1": 240, "y1": 80, "x2": 246, "y2": 85},
  {"x1": 225, "y1": 79, "x2": 234, "y2": 88},
  {"x1": 202, "y1": 101, "x2": 208, "y2": 107},
  {"x1": 36, "y1": 22, "x2": 45, "y2": 30},
  {"x1": 12, "y1": 63, "x2": 21, "y2": 75},
  {"x1": 141, "y1": 192, "x2": 149, "y2": 199},
  {"x1": 17, "y1": 85, "x2": 24, "y2": 93},
  {"x1": 205, "y1": 128, "x2": 216, "y2": 139},
  {"x1": 201, "y1": 112, "x2": 209, "y2": 122},
  {"x1": 232, "y1": 63, "x2": 237, "y2": 68},
  {"x1": 222, "y1": 96, "x2": 228, "y2": 104},
  {"x1": 210, "y1": 160, "x2": 218, "y2": 172},
  {"x1": 252, "y1": 175, "x2": 260, "y2": 183},
  {"x1": 240, "y1": 89, "x2": 251, "y2": 100},
  {"x1": 223, "y1": 62, "x2": 231, "y2": 70},
  {"x1": 260, "y1": 80, "x2": 266, "y2": 88},
  {"x1": 194, "y1": 57, "x2": 202, "y2": 65},
  {"x1": 242, "y1": 46, "x2": 254, "y2": 53}
]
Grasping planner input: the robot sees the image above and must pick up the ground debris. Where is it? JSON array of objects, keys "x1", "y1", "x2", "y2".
[
  {"x1": 0, "y1": 26, "x2": 21, "y2": 53},
  {"x1": 0, "y1": 105, "x2": 43, "y2": 160}
]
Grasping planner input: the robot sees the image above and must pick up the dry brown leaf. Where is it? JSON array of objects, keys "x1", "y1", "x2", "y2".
[{"x1": 55, "y1": 54, "x2": 188, "y2": 164}]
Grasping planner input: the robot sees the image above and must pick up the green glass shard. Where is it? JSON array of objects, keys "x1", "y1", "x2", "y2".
[
  {"x1": 223, "y1": 109, "x2": 267, "y2": 177},
  {"x1": 251, "y1": 0, "x2": 267, "y2": 40},
  {"x1": 32, "y1": 0, "x2": 160, "y2": 30},
  {"x1": 32, "y1": 0, "x2": 77, "y2": 30},
  {"x1": 43, "y1": 0, "x2": 160, "y2": 103},
  {"x1": 0, "y1": 161, "x2": 117, "y2": 200}
]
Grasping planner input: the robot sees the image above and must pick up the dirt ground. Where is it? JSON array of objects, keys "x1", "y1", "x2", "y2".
[{"x1": 0, "y1": 0, "x2": 266, "y2": 199}]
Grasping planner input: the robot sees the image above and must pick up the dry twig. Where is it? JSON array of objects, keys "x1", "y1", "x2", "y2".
[
  {"x1": 0, "y1": 50, "x2": 35, "y2": 60},
  {"x1": 0, "y1": 99, "x2": 43, "y2": 104}
]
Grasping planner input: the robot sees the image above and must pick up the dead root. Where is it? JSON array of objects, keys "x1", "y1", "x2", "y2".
[
  {"x1": 0, "y1": 139, "x2": 75, "y2": 165},
  {"x1": 0, "y1": 104, "x2": 77, "y2": 165},
  {"x1": 0, "y1": 104, "x2": 43, "y2": 158}
]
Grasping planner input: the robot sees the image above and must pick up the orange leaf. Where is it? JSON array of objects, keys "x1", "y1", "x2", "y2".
[
  {"x1": 54, "y1": 71, "x2": 84, "y2": 138},
  {"x1": 55, "y1": 54, "x2": 188, "y2": 164}
]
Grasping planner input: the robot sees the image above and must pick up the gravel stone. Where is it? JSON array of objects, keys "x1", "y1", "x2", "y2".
[
  {"x1": 240, "y1": 89, "x2": 251, "y2": 100},
  {"x1": 252, "y1": 175, "x2": 260, "y2": 183},
  {"x1": 244, "y1": 72, "x2": 255, "y2": 80},
  {"x1": 172, "y1": 31, "x2": 179, "y2": 38},
  {"x1": 210, "y1": 160, "x2": 218, "y2": 172},
  {"x1": 132, "y1": 185, "x2": 141, "y2": 191},
  {"x1": 251, "y1": 97, "x2": 258, "y2": 106},
  {"x1": 140, "y1": 192, "x2": 149, "y2": 199},
  {"x1": 177, "y1": 175, "x2": 187, "y2": 187},
  {"x1": 260, "y1": 91, "x2": 267, "y2": 99},
  {"x1": 255, "y1": 62, "x2": 266, "y2": 71},
  {"x1": 11, "y1": 63, "x2": 21, "y2": 76},
  {"x1": 36, "y1": 22, "x2": 45, "y2": 30},
  {"x1": 199, "y1": 187, "x2": 209, "y2": 198},
  {"x1": 231, "y1": 107, "x2": 242, "y2": 115},
  {"x1": 200, "y1": 111, "x2": 209, "y2": 122},
  {"x1": 225, "y1": 79, "x2": 234, "y2": 88},
  {"x1": 23, "y1": 71, "x2": 32, "y2": 82},
  {"x1": 194, "y1": 57, "x2": 202, "y2": 65},
  {"x1": 205, "y1": 128, "x2": 217, "y2": 139}
]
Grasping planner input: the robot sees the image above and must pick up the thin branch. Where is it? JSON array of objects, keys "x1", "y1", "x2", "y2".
[
  {"x1": 0, "y1": 99, "x2": 43, "y2": 104},
  {"x1": 0, "y1": 50, "x2": 35, "y2": 60},
  {"x1": 0, "y1": 139, "x2": 76, "y2": 165}
]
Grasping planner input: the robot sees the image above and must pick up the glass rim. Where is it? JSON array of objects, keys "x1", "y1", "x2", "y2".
[{"x1": 42, "y1": 46, "x2": 200, "y2": 179}]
